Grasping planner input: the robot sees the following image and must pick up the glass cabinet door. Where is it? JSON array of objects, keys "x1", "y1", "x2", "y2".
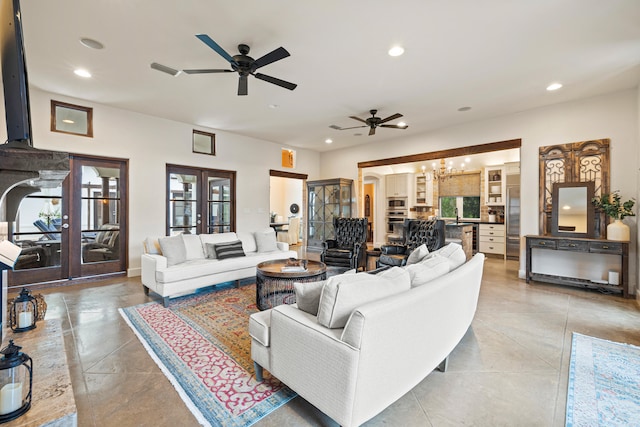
[{"x1": 306, "y1": 178, "x2": 353, "y2": 248}]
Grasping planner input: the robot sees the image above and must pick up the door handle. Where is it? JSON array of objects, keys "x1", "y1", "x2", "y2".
[{"x1": 62, "y1": 223, "x2": 69, "y2": 229}]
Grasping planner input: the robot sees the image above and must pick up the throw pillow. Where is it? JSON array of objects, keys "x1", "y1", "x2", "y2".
[
  {"x1": 254, "y1": 228, "x2": 278, "y2": 253},
  {"x1": 204, "y1": 243, "x2": 217, "y2": 260},
  {"x1": 405, "y1": 256, "x2": 451, "y2": 287},
  {"x1": 213, "y1": 240, "x2": 246, "y2": 260},
  {"x1": 158, "y1": 235, "x2": 187, "y2": 266},
  {"x1": 200, "y1": 233, "x2": 238, "y2": 259},
  {"x1": 236, "y1": 231, "x2": 257, "y2": 253},
  {"x1": 376, "y1": 266, "x2": 411, "y2": 284},
  {"x1": 317, "y1": 272, "x2": 411, "y2": 329},
  {"x1": 181, "y1": 234, "x2": 205, "y2": 260},
  {"x1": 294, "y1": 280, "x2": 327, "y2": 315},
  {"x1": 144, "y1": 237, "x2": 162, "y2": 255},
  {"x1": 426, "y1": 242, "x2": 466, "y2": 270},
  {"x1": 405, "y1": 243, "x2": 429, "y2": 265}
]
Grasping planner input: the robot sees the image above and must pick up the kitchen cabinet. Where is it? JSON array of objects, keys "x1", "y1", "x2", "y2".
[
  {"x1": 385, "y1": 173, "x2": 410, "y2": 198},
  {"x1": 479, "y1": 223, "x2": 505, "y2": 257},
  {"x1": 445, "y1": 223, "x2": 473, "y2": 260},
  {"x1": 485, "y1": 166, "x2": 505, "y2": 206},
  {"x1": 414, "y1": 173, "x2": 433, "y2": 206},
  {"x1": 307, "y1": 178, "x2": 353, "y2": 249}
]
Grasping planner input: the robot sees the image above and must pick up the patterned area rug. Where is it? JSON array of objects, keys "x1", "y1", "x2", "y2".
[
  {"x1": 119, "y1": 284, "x2": 296, "y2": 427},
  {"x1": 566, "y1": 333, "x2": 640, "y2": 426}
]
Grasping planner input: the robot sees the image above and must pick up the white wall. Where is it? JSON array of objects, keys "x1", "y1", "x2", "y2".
[
  {"x1": 269, "y1": 176, "x2": 303, "y2": 221},
  {"x1": 321, "y1": 89, "x2": 639, "y2": 293},
  {"x1": 19, "y1": 88, "x2": 321, "y2": 275}
]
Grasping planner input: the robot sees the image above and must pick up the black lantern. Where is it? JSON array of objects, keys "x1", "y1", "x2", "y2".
[
  {"x1": 0, "y1": 341, "x2": 32, "y2": 423},
  {"x1": 9, "y1": 289, "x2": 38, "y2": 333}
]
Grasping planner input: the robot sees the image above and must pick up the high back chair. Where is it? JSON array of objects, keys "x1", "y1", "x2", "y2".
[
  {"x1": 320, "y1": 217, "x2": 368, "y2": 271},
  {"x1": 276, "y1": 217, "x2": 301, "y2": 245}
]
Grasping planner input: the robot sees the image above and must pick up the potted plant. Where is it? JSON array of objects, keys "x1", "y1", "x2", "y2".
[{"x1": 591, "y1": 191, "x2": 636, "y2": 241}]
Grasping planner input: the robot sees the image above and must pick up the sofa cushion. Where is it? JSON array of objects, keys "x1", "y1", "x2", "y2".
[
  {"x1": 254, "y1": 228, "x2": 278, "y2": 253},
  {"x1": 317, "y1": 272, "x2": 410, "y2": 329},
  {"x1": 405, "y1": 256, "x2": 451, "y2": 287},
  {"x1": 182, "y1": 234, "x2": 205, "y2": 260},
  {"x1": 294, "y1": 280, "x2": 327, "y2": 316},
  {"x1": 425, "y1": 242, "x2": 466, "y2": 270},
  {"x1": 237, "y1": 231, "x2": 257, "y2": 253},
  {"x1": 376, "y1": 266, "x2": 411, "y2": 283},
  {"x1": 213, "y1": 240, "x2": 246, "y2": 260},
  {"x1": 249, "y1": 309, "x2": 271, "y2": 347},
  {"x1": 158, "y1": 235, "x2": 187, "y2": 266},
  {"x1": 405, "y1": 243, "x2": 429, "y2": 265},
  {"x1": 200, "y1": 233, "x2": 238, "y2": 259}
]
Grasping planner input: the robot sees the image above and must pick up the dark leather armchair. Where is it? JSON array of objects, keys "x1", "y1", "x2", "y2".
[
  {"x1": 321, "y1": 218, "x2": 368, "y2": 271},
  {"x1": 14, "y1": 242, "x2": 47, "y2": 270},
  {"x1": 377, "y1": 219, "x2": 446, "y2": 268}
]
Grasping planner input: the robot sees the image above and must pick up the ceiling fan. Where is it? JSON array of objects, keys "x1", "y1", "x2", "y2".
[
  {"x1": 150, "y1": 34, "x2": 297, "y2": 96},
  {"x1": 330, "y1": 110, "x2": 408, "y2": 136}
]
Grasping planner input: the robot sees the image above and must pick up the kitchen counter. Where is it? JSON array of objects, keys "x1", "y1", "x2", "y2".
[{"x1": 444, "y1": 223, "x2": 474, "y2": 260}]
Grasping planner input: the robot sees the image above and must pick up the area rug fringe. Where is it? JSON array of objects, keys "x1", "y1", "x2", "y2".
[{"x1": 118, "y1": 308, "x2": 211, "y2": 427}]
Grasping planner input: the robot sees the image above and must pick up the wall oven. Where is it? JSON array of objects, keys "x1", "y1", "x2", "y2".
[{"x1": 387, "y1": 198, "x2": 407, "y2": 209}]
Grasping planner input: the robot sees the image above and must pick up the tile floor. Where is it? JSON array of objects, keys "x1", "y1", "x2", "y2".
[{"x1": 25, "y1": 251, "x2": 640, "y2": 427}]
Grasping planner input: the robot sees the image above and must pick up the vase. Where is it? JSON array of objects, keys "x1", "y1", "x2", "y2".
[{"x1": 606, "y1": 219, "x2": 630, "y2": 241}]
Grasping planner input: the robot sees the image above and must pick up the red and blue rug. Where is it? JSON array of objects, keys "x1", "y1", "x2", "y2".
[
  {"x1": 119, "y1": 284, "x2": 296, "y2": 427},
  {"x1": 566, "y1": 333, "x2": 640, "y2": 426}
]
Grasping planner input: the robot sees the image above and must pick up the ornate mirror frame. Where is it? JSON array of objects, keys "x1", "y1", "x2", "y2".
[{"x1": 539, "y1": 139, "x2": 609, "y2": 237}]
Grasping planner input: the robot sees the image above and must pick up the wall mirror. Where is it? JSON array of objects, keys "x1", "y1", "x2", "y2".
[
  {"x1": 51, "y1": 100, "x2": 93, "y2": 137},
  {"x1": 551, "y1": 181, "x2": 595, "y2": 238},
  {"x1": 192, "y1": 130, "x2": 215, "y2": 155}
]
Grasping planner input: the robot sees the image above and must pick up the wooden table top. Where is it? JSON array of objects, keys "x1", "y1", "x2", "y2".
[{"x1": 257, "y1": 258, "x2": 326, "y2": 277}]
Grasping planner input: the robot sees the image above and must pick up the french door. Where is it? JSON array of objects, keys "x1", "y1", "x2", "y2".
[
  {"x1": 166, "y1": 165, "x2": 236, "y2": 235},
  {"x1": 9, "y1": 155, "x2": 128, "y2": 287}
]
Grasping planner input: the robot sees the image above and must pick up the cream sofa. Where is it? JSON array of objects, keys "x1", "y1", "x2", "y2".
[
  {"x1": 141, "y1": 229, "x2": 297, "y2": 306},
  {"x1": 249, "y1": 247, "x2": 485, "y2": 427}
]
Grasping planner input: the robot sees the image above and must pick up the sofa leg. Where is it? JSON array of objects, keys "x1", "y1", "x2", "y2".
[
  {"x1": 254, "y1": 362, "x2": 264, "y2": 382},
  {"x1": 163, "y1": 296, "x2": 170, "y2": 307},
  {"x1": 437, "y1": 356, "x2": 449, "y2": 372},
  {"x1": 142, "y1": 285, "x2": 149, "y2": 295}
]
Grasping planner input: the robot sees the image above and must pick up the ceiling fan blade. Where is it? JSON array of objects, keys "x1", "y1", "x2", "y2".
[
  {"x1": 379, "y1": 113, "x2": 403, "y2": 124},
  {"x1": 252, "y1": 47, "x2": 290, "y2": 70},
  {"x1": 150, "y1": 62, "x2": 180, "y2": 76},
  {"x1": 254, "y1": 73, "x2": 297, "y2": 91},
  {"x1": 182, "y1": 69, "x2": 234, "y2": 74},
  {"x1": 349, "y1": 116, "x2": 368, "y2": 124},
  {"x1": 369, "y1": 127, "x2": 376, "y2": 136},
  {"x1": 334, "y1": 125, "x2": 368, "y2": 131},
  {"x1": 238, "y1": 75, "x2": 248, "y2": 96},
  {"x1": 380, "y1": 124, "x2": 409, "y2": 129},
  {"x1": 195, "y1": 34, "x2": 238, "y2": 65}
]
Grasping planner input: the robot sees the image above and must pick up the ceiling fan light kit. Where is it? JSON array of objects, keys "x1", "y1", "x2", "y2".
[
  {"x1": 332, "y1": 109, "x2": 408, "y2": 136},
  {"x1": 151, "y1": 34, "x2": 297, "y2": 96}
]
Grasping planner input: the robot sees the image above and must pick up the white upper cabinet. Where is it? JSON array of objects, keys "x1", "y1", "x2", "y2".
[
  {"x1": 385, "y1": 173, "x2": 410, "y2": 198},
  {"x1": 484, "y1": 166, "x2": 505, "y2": 206}
]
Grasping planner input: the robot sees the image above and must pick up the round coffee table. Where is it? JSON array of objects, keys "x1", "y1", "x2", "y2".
[{"x1": 256, "y1": 259, "x2": 326, "y2": 310}]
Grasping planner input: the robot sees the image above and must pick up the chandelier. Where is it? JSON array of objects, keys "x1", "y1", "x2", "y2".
[{"x1": 423, "y1": 158, "x2": 465, "y2": 181}]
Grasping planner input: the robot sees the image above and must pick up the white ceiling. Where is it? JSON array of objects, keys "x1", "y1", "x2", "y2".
[{"x1": 21, "y1": 0, "x2": 640, "y2": 153}]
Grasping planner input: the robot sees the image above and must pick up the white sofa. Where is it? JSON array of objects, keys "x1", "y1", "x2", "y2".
[
  {"x1": 249, "y1": 247, "x2": 485, "y2": 427},
  {"x1": 141, "y1": 229, "x2": 297, "y2": 306}
]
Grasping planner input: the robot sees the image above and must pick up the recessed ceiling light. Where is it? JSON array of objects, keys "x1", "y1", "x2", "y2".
[
  {"x1": 458, "y1": 106, "x2": 472, "y2": 112},
  {"x1": 325, "y1": 139, "x2": 333, "y2": 144},
  {"x1": 74, "y1": 68, "x2": 92, "y2": 78},
  {"x1": 388, "y1": 46, "x2": 404, "y2": 57},
  {"x1": 268, "y1": 104, "x2": 279, "y2": 109},
  {"x1": 79, "y1": 38, "x2": 104, "y2": 50},
  {"x1": 547, "y1": 82, "x2": 563, "y2": 91}
]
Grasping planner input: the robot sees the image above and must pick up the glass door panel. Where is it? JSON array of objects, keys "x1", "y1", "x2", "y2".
[
  {"x1": 207, "y1": 176, "x2": 231, "y2": 233},
  {"x1": 81, "y1": 165, "x2": 121, "y2": 264},
  {"x1": 168, "y1": 172, "x2": 198, "y2": 235}
]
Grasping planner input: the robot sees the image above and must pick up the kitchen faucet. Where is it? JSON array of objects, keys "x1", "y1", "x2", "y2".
[{"x1": 455, "y1": 208, "x2": 459, "y2": 224}]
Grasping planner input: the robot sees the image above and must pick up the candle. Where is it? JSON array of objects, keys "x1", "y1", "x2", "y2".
[
  {"x1": 0, "y1": 383, "x2": 22, "y2": 415},
  {"x1": 18, "y1": 311, "x2": 32, "y2": 329}
]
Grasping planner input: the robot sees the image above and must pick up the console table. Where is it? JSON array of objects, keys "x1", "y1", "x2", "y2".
[{"x1": 525, "y1": 235, "x2": 629, "y2": 298}]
